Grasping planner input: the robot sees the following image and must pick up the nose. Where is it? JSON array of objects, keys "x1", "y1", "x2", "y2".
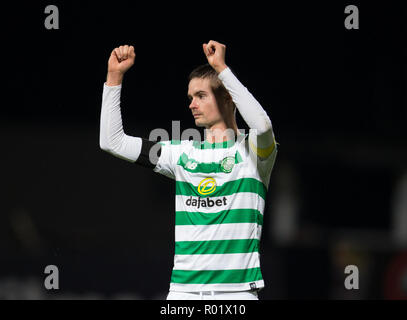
[{"x1": 189, "y1": 98, "x2": 198, "y2": 110}]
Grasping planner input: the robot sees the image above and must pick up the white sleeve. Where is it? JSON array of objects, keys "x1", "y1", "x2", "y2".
[
  {"x1": 99, "y1": 83, "x2": 142, "y2": 162},
  {"x1": 218, "y1": 67, "x2": 276, "y2": 159}
]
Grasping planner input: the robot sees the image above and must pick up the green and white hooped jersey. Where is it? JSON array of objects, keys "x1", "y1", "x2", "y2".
[{"x1": 154, "y1": 133, "x2": 277, "y2": 292}]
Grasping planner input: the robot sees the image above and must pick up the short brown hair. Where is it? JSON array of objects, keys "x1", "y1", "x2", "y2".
[{"x1": 188, "y1": 64, "x2": 236, "y2": 112}]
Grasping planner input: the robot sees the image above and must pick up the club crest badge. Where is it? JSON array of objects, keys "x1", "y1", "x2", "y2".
[{"x1": 220, "y1": 156, "x2": 235, "y2": 173}]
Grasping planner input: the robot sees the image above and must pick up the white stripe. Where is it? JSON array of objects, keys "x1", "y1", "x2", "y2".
[
  {"x1": 158, "y1": 138, "x2": 270, "y2": 187},
  {"x1": 172, "y1": 140, "x2": 266, "y2": 187},
  {"x1": 169, "y1": 280, "x2": 265, "y2": 292},
  {"x1": 173, "y1": 252, "x2": 260, "y2": 271},
  {"x1": 189, "y1": 144, "x2": 241, "y2": 158},
  {"x1": 167, "y1": 291, "x2": 258, "y2": 300},
  {"x1": 175, "y1": 223, "x2": 258, "y2": 242},
  {"x1": 162, "y1": 138, "x2": 247, "y2": 157},
  {"x1": 174, "y1": 165, "x2": 264, "y2": 189},
  {"x1": 188, "y1": 149, "x2": 249, "y2": 164},
  {"x1": 175, "y1": 192, "x2": 265, "y2": 214},
  {"x1": 181, "y1": 135, "x2": 247, "y2": 155}
]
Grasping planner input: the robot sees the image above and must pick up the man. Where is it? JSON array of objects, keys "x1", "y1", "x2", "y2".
[{"x1": 100, "y1": 40, "x2": 277, "y2": 300}]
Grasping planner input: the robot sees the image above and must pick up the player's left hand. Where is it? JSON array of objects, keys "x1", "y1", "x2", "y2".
[{"x1": 203, "y1": 40, "x2": 228, "y2": 74}]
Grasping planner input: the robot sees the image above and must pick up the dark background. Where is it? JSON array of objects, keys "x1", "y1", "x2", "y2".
[{"x1": 0, "y1": 1, "x2": 406, "y2": 299}]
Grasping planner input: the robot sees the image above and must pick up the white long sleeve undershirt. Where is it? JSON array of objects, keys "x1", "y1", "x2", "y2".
[
  {"x1": 217, "y1": 67, "x2": 275, "y2": 151},
  {"x1": 99, "y1": 67, "x2": 275, "y2": 162},
  {"x1": 99, "y1": 83, "x2": 141, "y2": 162}
]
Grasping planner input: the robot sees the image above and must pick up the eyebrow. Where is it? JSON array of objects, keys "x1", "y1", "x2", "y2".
[{"x1": 187, "y1": 90, "x2": 207, "y2": 99}]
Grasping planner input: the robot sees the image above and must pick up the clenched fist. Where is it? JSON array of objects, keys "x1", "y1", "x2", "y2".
[
  {"x1": 203, "y1": 40, "x2": 228, "y2": 74},
  {"x1": 106, "y1": 45, "x2": 136, "y2": 86}
]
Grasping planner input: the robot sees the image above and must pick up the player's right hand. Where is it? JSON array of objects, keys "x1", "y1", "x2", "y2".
[{"x1": 108, "y1": 45, "x2": 136, "y2": 74}]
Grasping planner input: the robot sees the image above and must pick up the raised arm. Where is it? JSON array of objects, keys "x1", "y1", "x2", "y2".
[
  {"x1": 100, "y1": 45, "x2": 143, "y2": 162},
  {"x1": 203, "y1": 40, "x2": 276, "y2": 159}
]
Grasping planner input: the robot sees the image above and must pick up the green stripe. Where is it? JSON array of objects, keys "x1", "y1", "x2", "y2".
[
  {"x1": 192, "y1": 140, "x2": 236, "y2": 149},
  {"x1": 160, "y1": 135, "x2": 248, "y2": 149},
  {"x1": 175, "y1": 239, "x2": 259, "y2": 255},
  {"x1": 176, "y1": 209, "x2": 263, "y2": 226},
  {"x1": 235, "y1": 150, "x2": 243, "y2": 163},
  {"x1": 176, "y1": 178, "x2": 267, "y2": 200},
  {"x1": 171, "y1": 267, "x2": 263, "y2": 284},
  {"x1": 177, "y1": 152, "x2": 243, "y2": 174},
  {"x1": 158, "y1": 140, "x2": 181, "y2": 146},
  {"x1": 191, "y1": 134, "x2": 248, "y2": 149},
  {"x1": 202, "y1": 140, "x2": 235, "y2": 149}
]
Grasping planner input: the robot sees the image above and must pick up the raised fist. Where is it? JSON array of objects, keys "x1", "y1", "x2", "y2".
[
  {"x1": 108, "y1": 45, "x2": 136, "y2": 75},
  {"x1": 203, "y1": 40, "x2": 227, "y2": 74}
]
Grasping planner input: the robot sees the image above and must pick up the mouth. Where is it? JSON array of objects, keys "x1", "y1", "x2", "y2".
[{"x1": 193, "y1": 114, "x2": 202, "y2": 118}]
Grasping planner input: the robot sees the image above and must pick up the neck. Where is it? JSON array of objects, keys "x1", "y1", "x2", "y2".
[{"x1": 205, "y1": 121, "x2": 239, "y2": 144}]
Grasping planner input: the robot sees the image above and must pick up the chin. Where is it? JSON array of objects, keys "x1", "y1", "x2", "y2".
[{"x1": 195, "y1": 120, "x2": 206, "y2": 127}]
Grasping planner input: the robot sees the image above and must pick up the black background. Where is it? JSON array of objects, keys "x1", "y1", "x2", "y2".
[{"x1": 0, "y1": 1, "x2": 406, "y2": 299}]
